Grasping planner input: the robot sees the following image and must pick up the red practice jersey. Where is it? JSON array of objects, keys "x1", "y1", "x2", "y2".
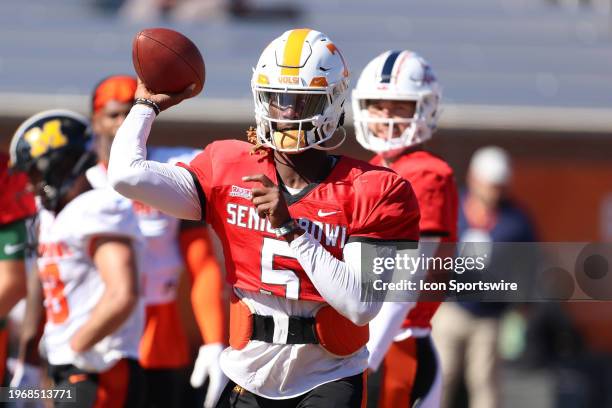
[
  {"x1": 372, "y1": 150, "x2": 458, "y2": 329},
  {"x1": 179, "y1": 140, "x2": 420, "y2": 303},
  {"x1": 0, "y1": 152, "x2": 36, "y2": 225}
]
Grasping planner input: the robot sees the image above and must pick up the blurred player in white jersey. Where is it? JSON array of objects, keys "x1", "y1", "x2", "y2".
[
  {"x1": 9, "y1": 110, "x2": 145, "y2": 407},
  {"x1": 90, "y1": 75, "x2": 227, "y2": 408}
]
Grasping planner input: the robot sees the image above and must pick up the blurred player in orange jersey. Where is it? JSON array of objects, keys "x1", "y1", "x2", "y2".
[
  {"x1": 90, "y1": 75, "x2": 227, "y2": 408},
  {"x1": 10, "y1": 110, "x2": 145, "y2": 408},
  {"x1": 353, "y1": 50, "x2": 458, "y2": 407},
  {"x1": 0, "y1": 152, "x2": 36, "y2": 386}
]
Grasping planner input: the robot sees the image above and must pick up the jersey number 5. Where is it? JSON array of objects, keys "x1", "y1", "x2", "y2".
[
  {"x1": 39, "y1": 263, "x2": 70, "y2": 324},
  {"x1": 261, "y1": 237, "x2": 300, "y2": 300}
]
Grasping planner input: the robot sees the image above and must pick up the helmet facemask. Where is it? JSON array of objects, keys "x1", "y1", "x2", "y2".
[
  {"x1": 27, "y1": 148, "x2": 97, "y2": 213},
  {"x1": 251, "y1": 29, "x2": 350, "y2": 153},
  {"x1": 253, "y1": 80, "x2": 348, "y2": 153},
  {"x1": 352, "y1": 50, "x2": 441, "y2": 157},
  {"x1": 353, "y1": 93, "x2": 438, "y2": 158}
]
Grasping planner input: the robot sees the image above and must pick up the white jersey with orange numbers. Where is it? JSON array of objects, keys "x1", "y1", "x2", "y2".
[
  {"x1": 87, "y1": 147, "x2": 200, "y2": 305},
  {"x1": 38, "y1": 180, "x2": 144, "y2": 372}
]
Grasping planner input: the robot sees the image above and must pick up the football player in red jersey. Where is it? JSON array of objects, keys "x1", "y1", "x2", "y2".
[
  {"x1": 90, "y1": 75, "x2": 228, "y2": 408},
  {"x1": 352, "y1": 50, "x2": 459, "y2": 408},
  {"x1": 0, "y1": 152, "x2": 36, "y2": 386},
  {"x1": 108, "y1": 28, "x2": 421, "y2": 408}
]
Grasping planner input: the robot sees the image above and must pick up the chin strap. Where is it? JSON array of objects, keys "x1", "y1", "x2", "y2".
[
  {"x1": 312, "y1": 111, "x2": 345, "y2": 151},
  {"x1": 313, "y1": 126, "x2": 346, "y2": 151}
]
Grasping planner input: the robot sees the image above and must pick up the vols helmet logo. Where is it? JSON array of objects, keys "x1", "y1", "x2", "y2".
[
  {"x1": 278, "y1": 76, "x2": 299, "y2": 85},
  {"x1": 23, "y1": 119, "x2": 68, "y2": 159}
]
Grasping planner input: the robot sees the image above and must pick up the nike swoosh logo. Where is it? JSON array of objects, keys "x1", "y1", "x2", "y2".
[
  {"x1": 4, "y1": 243, "x2": 26, "y2": 255},
  {"x1": 317, "y1": 210, "x2": 339, "y2": 217}
]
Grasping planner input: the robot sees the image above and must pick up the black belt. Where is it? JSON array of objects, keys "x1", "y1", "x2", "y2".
[{"x1": 251, "y1": 314, "x2": 319, "y2": 345}]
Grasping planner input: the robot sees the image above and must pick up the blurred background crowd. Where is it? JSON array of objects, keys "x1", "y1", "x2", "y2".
[{"x1": 2, "y1": 0, "x2": 612, "y2": 407}]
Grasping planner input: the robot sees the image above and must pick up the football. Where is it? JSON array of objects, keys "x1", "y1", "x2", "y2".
[{"x1": 132, "y1": 27, "x2": 205, "y2": 96}]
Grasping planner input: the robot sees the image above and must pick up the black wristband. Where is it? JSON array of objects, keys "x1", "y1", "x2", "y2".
[
  {"x1": 274, "y1": 219, "x2": 300, "y2": 238},
  {"x1": 134, "y1": 98, "x2": 161, "y2": 115}
]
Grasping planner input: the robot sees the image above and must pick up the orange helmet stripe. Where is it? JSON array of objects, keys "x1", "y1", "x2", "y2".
[{"x1": 281, "y1": 28, "x2": 311, "y2": 76}]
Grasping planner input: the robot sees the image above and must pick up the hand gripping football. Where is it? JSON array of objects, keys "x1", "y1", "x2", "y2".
[{"x1": 132, "y1": 27, "x2": 205, "y2": 96}]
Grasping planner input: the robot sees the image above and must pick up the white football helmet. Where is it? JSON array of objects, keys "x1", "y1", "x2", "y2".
[
  {"x1": 352, "y1": 50, "x2": 441, "y2": 156},
  {"x1": 251, "y1": 28, "x2": 350, "y2": 152}
]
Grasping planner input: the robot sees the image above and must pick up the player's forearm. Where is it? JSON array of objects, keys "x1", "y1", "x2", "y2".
[
  {"x1": 290, "y1": 233, "x2": 381, "y2": 326},
  {"x1": 108, "y1": 104, "x2": 153, "y2": 186},
  {"x1": 366, "y1": 301, "x2": 415, "y2": 371},
  {"x1": 367, "y1": 238, "x2": 442, "y2": 370},
  {"x1": 191, "y1": 265, "x2": 227, "y2": 344},
  {"x1": 18, "y1": 269, "x2": 45, "y2": 365},
  {"x1": 108, "y1": 104, "x2": 201, "y2": 220},
  {"x1": 180, "y1": 227, "x2": 228, "y2": 344},
  {"x1": 0, "y1": 260, "x2": 27, "y2": 316},
  {"x1": 70, "y1": 287, "x2": 137, "y2": 352}
]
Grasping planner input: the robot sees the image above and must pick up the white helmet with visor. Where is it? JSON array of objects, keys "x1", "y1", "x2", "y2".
[
  {"x1": 352, "y1": 50, "x2": 441, "y2": 156},
  {"x1": 251, "y1": 28, "x2": 350, "y2": 152}
]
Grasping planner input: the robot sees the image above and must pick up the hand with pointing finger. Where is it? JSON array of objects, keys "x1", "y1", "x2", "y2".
[{"x1": 242, "y1": 174, "x2": 291, "y2": 228}]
